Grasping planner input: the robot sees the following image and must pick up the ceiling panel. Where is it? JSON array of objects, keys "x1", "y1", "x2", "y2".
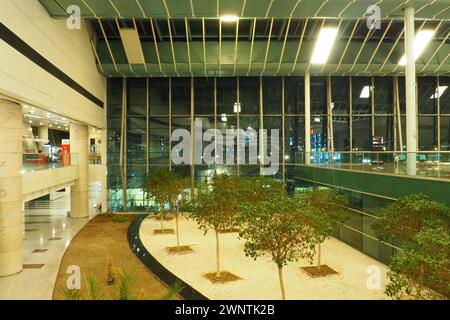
[{"x1": 39, "y1": 0, "x2": 450, "y2": 20}]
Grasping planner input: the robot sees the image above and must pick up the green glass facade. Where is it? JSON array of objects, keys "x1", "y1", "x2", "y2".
[{"x1": 107, "y1": 75, "x2": 450, "y2": 263}]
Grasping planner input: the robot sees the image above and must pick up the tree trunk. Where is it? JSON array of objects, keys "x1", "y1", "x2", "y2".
[
  {"x1": 278, "y1": 266, "x2": 286, "y2": 300},
  {"x1": 215, "y1": 229, "x2": 221, "y2": 278},
  {"x1": 317, "y1": 243, "x2": 322, "y2": 271},
  {"x1": 175, "y1": 213, "x2": 180, "y2": 247},
  {"x1": 159, "y1": 205, "x2": 164, "y2": 231}
]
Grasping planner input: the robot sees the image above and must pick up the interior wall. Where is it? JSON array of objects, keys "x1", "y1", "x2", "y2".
[{"x1": 0, "y1": 0, "x2": 105, "y2": 128}]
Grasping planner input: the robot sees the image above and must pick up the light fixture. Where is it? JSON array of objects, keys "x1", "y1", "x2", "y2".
[
  {"x1": 58, "y1": 126, "x2": 61, "y2": 129},
  {"x1": 29, "y1": 120, "x2": 33, "y2": 124},
  {"x1": 360, "y1": 86, "x2": 371, "y2": 98},
  {"x1": 398, "y1": 29, "x2": 435, "y2": 65},
  {"x1": 233, "y1": 102, "x2": 241, "y2": 113},
  {"x1": 40, "y1": 122, "x2": 44, "y2": 126},
  {"x1": 314, "y1": 117, "x2": 321, "y2": 123},
  {"x1": 221, "y1": 113, "x2": 228, "y2": 122},
  {"x1": 220, "y1": 15, "x2": 239, "y2": 22},
  {"x1": 430, "y1": 86, "x2": 448, "y2": 99},
  {"x1": 311, "y1": 27, "x2": 339, "y2": 64},
  {"x1": 49, "y1": 124, "x2": 53, "y2": 127}
]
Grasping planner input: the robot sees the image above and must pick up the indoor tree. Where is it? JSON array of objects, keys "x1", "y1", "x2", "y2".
[
  {"x1": 372, "y1": 193, "x2": 450, "y2": 299},
  {"x1": 188, "y1": 174, "x2": 240, "y2": 279},
  {"x1": 239, "y1": 191, "x2": 316, "y2": 300},
  {"x1": 145, "y1": 169, "x2": 172, "y2": 231},
  {"x1": 298, "y1": 188, "x2": 347, "y2": 271},
  {"x1": 385, "y1": 224, "x2": 450, "y2": 299},
  {"x1": 170, "y1": 175, "x2": 190, "y2": 248}
]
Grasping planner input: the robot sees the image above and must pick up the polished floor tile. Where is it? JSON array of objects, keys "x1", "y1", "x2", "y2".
[{"x1": 0, "y1": 182, "x2": 102, "y2": 300}]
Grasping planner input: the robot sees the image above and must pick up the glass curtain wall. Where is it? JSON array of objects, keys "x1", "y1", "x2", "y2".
[{"x1": 108, "y1": 75, "x2": 450, "y2": 211}]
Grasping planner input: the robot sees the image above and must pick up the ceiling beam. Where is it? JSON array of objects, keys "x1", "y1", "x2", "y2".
[
  {"x1": 334, "y1": 19, "x2": 360, "y2": 74},
  {"x1": 275, "y1": 17, "x2": 291, "y2": 76},
  {"x1": 247, "y1": 17, "x2": 257, "y2": 76},
  {"x1": 261, "y1": 18, "x2": 274, "y2": 76},
  {"x1": 289, "y1": 18, "x2": 308, "y2": 75},
  {"x1": 166, "y1": 18, "x2": 179, "y2": 76},
  {"x1": 149, "y1": 18, "x2": 164, "y2": 75},
  {"x1": 364, "y1": 19, "x2": 393, "y2": 73}
]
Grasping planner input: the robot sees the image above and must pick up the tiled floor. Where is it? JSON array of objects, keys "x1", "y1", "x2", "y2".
[{"x1": 0, "y1": 182, "x2": 102, "y2": 300}]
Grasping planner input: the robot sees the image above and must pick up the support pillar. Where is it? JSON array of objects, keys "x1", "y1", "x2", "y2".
[
  {"x1": 0, "y1": 99, "x2": 23, "y2": 276},
  {"x1": 70, "y1": 123, "x2": 89, "y2": 218},
  {"x1": 37, "y1": 125, "x2": 48, "y2": 153},
  {"x1": 305, "y1": 73, "x2": 311, "y2": 165},
  {"x1": 405, "y1": 7, "x2": 417, "y2": 175}
]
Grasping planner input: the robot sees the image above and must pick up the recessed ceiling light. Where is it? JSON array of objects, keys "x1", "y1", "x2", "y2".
[
  {"x1": 220, "y1": 15, "x2": 239, "y2": 22},
  {"x1": 40, "y1": 122, "x2": 44, "y2": 126},
  {"x1": 398, "y1": 29, "x2": 435, "y2": 65},
  {"x1": 49, "y1": 124, "x2": 53, "y2": 127},
  {"x1": 430, "y1": 86, "x2": 448, "y2": 99},
  {"x1": 29, "y1": 120, "x2": 33, "y2": 123},
  {"x1": 311, "y1": 27, "x2": 339, "y2": 64},
  {"x1": 58, "y1": 126, "x2": 61, "y2": 129}
]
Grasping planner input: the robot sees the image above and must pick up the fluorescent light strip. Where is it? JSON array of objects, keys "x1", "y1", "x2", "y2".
[
  {"x1": 398, "y1": 30, "x2": 435, "y2": 65},
  {"x1": 220, "y1": 15, "x2": 239, "y2": 22},
  {"x1": 311, "y1": 27, "x2": 339, "y2": 64},
  {"x1": 430, "y1": 86, "x2": 448, "y2": 99}
]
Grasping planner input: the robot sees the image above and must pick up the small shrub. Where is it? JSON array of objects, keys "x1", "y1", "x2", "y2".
[{"x1": 112, "y1": 216, "x2": 129, "y2": 223}]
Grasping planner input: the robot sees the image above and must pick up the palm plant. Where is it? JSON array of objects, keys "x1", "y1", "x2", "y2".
[{"x1": 162, "y1": 281, "x2": 185, "y2": 300}]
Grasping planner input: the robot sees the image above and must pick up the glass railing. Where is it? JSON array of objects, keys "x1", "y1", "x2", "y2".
[
  {"x1": 296, "y1": 151, "x2": 450, "y2": 180},
  {"x1": 22, "y1": 153, "x2": 77, "y2": 173}
]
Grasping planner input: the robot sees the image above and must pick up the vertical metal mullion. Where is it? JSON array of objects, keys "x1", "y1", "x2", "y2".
[
  {"x1": 190, "y1": 77, "x2": 195, "y2": 193},
  {"x1": 169, "y1": 78, "x2": 172, "y2": 170},
  {"x1": 237, "y1": 77, "x2": 240, "y2": 176},
  {"x1": 393, "y1": 77, "x2": 398, "y2": 152},
  {"x1": 282, "y1": 76, "x2": 286, "y2": 184},
  {"x1": 327, "y1": 76, "x2": 334, "y2": 153},
  {"x1": 259, "y1": 77, "x2": 264, "y2": 171},
  {"x1": 146, "y1": 78, "x2": 149, "y2": 173},
  {"x1": 395, "y1": 76, "x2": 403, "y2": 151},
  {"x1": 214, "y1": 78, "x2": 217, "y2": 174},
  {"x1": 145, "y1": 77, "x2": 149, "y2": 210},
  {"x1": 437, "y1": 76, "x2": 441, "y2": 151},
  {"x1": 371, "y1": 76, "x2": 375, "y2": 137},
  {"x1": 349, "y1": 77, "x2": 353, "y2": 153}
]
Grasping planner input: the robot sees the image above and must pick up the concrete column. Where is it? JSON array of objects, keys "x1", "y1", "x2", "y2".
[
  {"x1": 304, "y1": 73, "x2": 311, "y2": 165},
  {"x1": 405, "y1": 7, "x2": 417, "y2": 175},
  {"x1": 0, "y1": 99, "x2": 23, "y2": 276},
  {"x1": 37, "y1": 125, "x2": 48, "y2": 153},
  {"x1": 70, "y1": 123, "x2": 89, "y2": 218}
]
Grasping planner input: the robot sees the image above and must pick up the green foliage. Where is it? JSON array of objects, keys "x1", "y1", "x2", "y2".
[
  {"x1": 298, "y1": 188, "x2": 348, "y2": 244},
  {"x1": 372, "y1": 194, "x2": 450, "y2": 300},
  {"x1": 114, "y1": 268, "x2": 138, "y2": 300},
  {"x1": 145, "y1": 169, "x2": 173, "y2": 216},
  {"x1": 239, "y1": 192, "x2": 316, "y2": 269},
  {"x1": 385, "y1": 225, "x2": 450, "y2": 299},
  {"x1": 85, "y1": 273, "x2": 104, "y2": 300},
  {"x1": 372, "y1": 193, "x2": 450, "y2": 243},
  {"x1": 238, "y1": 176, "x2": 285, "y2": 208},
  {"x1": 59, "y1": 286, "x2": 81, "y2": 300},
  {"x1": 162, "y1": 281, "x2": 185, "y2": 300},
  {"x1": 189, "y1": 174, "x2": 240, "y2": 234},
  {"x1": 112, "y1": 216, "x2": 129, "y2": 223}
]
